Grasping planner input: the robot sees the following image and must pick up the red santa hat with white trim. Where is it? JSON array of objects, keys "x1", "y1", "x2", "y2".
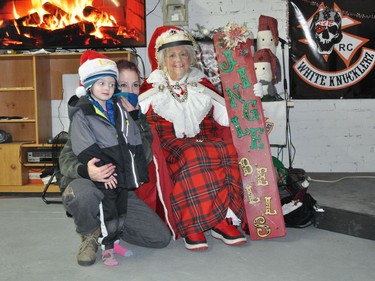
[{"x1": 75, "y1": 50, "x2": 119, "y2": 97}]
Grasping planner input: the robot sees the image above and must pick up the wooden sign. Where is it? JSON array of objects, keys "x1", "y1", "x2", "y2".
[{"x1": 213, "y1": 30, "x2": 286, "y2": 240}]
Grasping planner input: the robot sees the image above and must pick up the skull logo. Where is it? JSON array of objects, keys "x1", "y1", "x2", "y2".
[{"x1": 310, "y1": 9, "x2": 343, "y2": 55}]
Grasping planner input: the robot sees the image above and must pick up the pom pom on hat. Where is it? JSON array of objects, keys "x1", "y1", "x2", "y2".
[
  {"x1": 75, "y1": 84, "x2": 86, "y2": 97},
  {"x1": 258, "y1": 15, "x2": 279, "y2": 47},
  {"x1": 148, "y1": 26, "x2": 196, "y2": 71},
  {"x1": 76, "y1": 50, "x2": 119, "y2": 97}
]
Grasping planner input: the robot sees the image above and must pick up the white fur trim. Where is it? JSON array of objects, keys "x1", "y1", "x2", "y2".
[
  {"x1": 202, "y1": 85, "x2": 225, "y2": 106},
  {"x1": 139, "y1": 87, "x2": 158, "y2": 114},
  {"x1": 152, "y1": 155, "x2": 176, "y2": 240},
  {"x1": 139, "y1": 68, "x2": 229, "y2": 138},
  {"x1": 151, "y1": 83, "x2": 211, "y2": 138},
  {"x1": 212, "y1": 99, "x2": 229, "y2": 126},
  {"x1": 75, "y1": 86, "x2": 86, "y2": 97},
  {"x1": 226, "y1": 208, "x2": 241, "y2": 226}
]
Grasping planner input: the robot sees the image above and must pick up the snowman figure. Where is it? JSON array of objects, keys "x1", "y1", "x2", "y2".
[
  {"x1": 254, "y1": 48, "x2": 278, "y2": 100},
  {"x1": 256, "y1": 15, "x2": 281, "y2": 84},
  {"x1": 257, "y1": 15, "x2": 279, "y2": 54}
]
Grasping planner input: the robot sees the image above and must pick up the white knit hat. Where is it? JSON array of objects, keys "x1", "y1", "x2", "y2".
[{"x1": 76, "y1": 50, "x2": 119, "y2": 97}]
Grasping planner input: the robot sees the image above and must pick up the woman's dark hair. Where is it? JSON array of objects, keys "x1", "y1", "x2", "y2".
[{"x1": 116, "y1": 59, "x2": 141, "y2": 79}]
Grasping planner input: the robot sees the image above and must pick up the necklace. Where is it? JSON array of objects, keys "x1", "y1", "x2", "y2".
[{"x1": 166, "y1": 77, "x2": 189, "y2": 103}]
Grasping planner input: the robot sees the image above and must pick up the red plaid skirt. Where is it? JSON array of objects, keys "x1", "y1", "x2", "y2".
[{"x1": 148, "y1": 108, "x2": 245, "y2": 237}]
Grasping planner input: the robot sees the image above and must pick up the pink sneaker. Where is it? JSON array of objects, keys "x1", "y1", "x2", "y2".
[
  {"x1": 102, "y1": 249, "x2": 118, "y2": 266},
  {"x1": 114, "y1": 242, "x2": 133, "y2": 257}
]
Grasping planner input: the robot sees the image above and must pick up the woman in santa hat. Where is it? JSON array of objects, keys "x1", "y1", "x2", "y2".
[{"x1": 139, "y1": 26, "x2": 264, "y2": 251}]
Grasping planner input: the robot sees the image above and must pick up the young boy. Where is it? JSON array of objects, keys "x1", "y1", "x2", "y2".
[{"x1": 69, "y1": 50, "x2": 148, "y2": 266}]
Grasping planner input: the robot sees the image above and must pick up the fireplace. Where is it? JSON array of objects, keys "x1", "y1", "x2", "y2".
[{"x1": 0, "y1": 0, "x2": 146, "y2": 51}]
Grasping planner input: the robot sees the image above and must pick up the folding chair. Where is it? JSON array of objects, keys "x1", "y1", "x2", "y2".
[{"x1": 41, "y1": 131, "x2": 68, "y2": 204}]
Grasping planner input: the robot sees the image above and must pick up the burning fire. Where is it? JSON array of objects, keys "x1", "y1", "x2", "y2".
[
  {"x1": 12, "y1": 0, "x2": 119, "y2": 38},
  {"x1": 0, "y1": 0, "x2": 142, "y2": 48}
]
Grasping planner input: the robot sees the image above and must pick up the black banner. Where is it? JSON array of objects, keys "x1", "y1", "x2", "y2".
[{"x1": 289, "y1": 0, "x2": 375, "y2": 99}]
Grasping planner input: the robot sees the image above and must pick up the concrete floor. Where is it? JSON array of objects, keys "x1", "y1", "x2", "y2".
[
  {"x1": 308, "y1": 172, "x2": 375, "y2": 216},
  {"x1": 1, "y1": 173, "x2": 374, "y2": 281}
]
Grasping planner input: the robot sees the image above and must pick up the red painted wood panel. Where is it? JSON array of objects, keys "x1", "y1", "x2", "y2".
[{"x1": 213, "y1": 32, "x2": 286, "y2": 240}]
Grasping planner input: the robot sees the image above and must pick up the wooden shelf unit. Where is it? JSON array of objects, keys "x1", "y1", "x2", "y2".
[
  {"x1": 0, "y1": 54, "x2": 50, "y2": 143},
  {"x1": 0, "y1": 51, "x2": 134, "y2": 193}
]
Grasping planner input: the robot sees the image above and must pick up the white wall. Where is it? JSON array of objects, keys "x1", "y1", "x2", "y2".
[
  {"x1": 289, "y1": 99, "x2": 375, "y2": 172},
  {"x1": 53, "y1": 0, "x2": 375, "y2": 173}
]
